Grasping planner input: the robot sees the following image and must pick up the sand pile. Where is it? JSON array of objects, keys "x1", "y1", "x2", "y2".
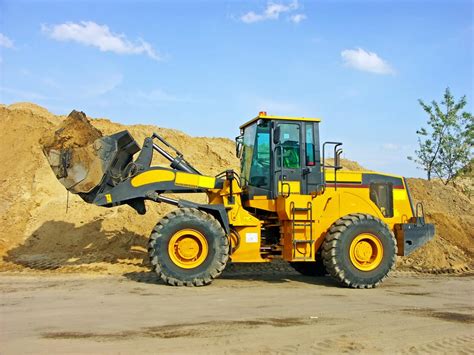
[
  {"x1": 0, "y1": 103, "x2": 472, "y2": 275},
  {"x1": 399, "y1": 178, "x2": 474, "y2": 272}
]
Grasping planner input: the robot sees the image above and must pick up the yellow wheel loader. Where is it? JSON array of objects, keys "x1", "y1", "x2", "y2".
[{"x1": 44, "y1": 111, "x2": 434, "y2": 288}]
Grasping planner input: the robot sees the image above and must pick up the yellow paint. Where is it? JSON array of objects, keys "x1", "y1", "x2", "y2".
[
  {"x1": 274, "y1": 181, "x2": 414, "y2": 261},
  {"x1": 325, "y1": 170, "x2": 362, "y2": 183},
  {"x1": 245, "y1": 198, "x2": 277, "y2": 211},
  {"x1": 207, "y1": 179, "x2": 267, "y2": 263},
  {"x1": 168, "y1": 229, "x2": 208, "y2": 269},
  {"x1": 278, "y1": 181, "x2": 301, "y2": 194},
  {"x1": 393, "y1": 189, "x2": 407, "y2": 201},
  {"x1": 175, "y1": 172, "x2": 216, "y2": 189},
  {"x1": 240, "y1": 114, "x2": 321, "y2": 129},
  {"x1": 324, "y1": 170, "x2": 405, "y2": 183},
  {"x1": 206, "y1": 161, "x2": 414, "y2": 263},
  {"x1": 131, "y1": 169, "x2": 175, "y2": 187},
  {"x1": 349, "y1": 234, "x2": 384, "y2": 271},
  {"x1": 230, "y1": 226, "x2": 268, "y2": 262},
  {"x1": 105, "y1": 194, "x2": 112, "y2": 203},
  {"x1": 339, "y1": 191, "x2": 381, "y2": 219}
]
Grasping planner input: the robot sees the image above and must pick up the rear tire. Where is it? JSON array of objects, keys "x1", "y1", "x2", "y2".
[
  {"x1": 148, "y1": 208, "x2": 229, "y2": 286},
  {"x1": 322, "y1": 213, "x2": 396, "y2": 288}
]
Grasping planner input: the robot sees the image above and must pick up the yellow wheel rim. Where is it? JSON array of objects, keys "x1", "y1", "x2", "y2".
[
  {"x1": 168, "y1": 229, "x2": 208, "y2": 269},
  {"x1": 349, "y1": 233, "x2": 383, "y2": 271}
]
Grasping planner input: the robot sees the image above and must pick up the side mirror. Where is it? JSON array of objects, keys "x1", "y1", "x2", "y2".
[
  {"x1": 235, "y1": 135, "x2": 243, "y2": 158},
  {"x1": 273, "y1": 126, "x2": 281, "y2": 145}
]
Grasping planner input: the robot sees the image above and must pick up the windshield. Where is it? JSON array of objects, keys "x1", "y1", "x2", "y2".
[{"x1": 240, "y1": 121, "x2": 271, "y2": 190}]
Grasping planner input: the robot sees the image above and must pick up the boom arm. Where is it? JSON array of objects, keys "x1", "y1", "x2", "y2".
[{"x1": 88, "y1": 132, "x2": 225, "y2": 215}]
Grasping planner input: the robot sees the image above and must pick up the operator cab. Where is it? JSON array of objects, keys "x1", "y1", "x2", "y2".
[{"x1": 236, "y1": 112, "x2": 323, "y2": 200}]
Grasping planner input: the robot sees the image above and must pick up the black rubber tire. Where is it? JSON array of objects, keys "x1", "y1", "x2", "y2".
[
  {"x1": 148, "y1": 208, "x2": 229, "y2": 286},
  {"x1": 289, "y1": 255, "x2": 327, "y2": 276},
  {"x1": 322, "y1": 213, "x2": 397, "y2": 288}
]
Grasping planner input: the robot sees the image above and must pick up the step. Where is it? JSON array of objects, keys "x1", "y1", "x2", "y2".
[
  {"x1": 293, "y1": 223, "x2": 312, "y2": 227},
  {"x1": 292, "y1": 207, "x2": 311, "y2": 212},
  {"x1": 293, "y1": 239, "x2": 315, "y2": 244}
]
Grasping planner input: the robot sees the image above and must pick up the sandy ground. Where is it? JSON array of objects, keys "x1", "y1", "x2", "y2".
[{"x1": 1, "y1": 269, "x2": 473, "y2": 354}]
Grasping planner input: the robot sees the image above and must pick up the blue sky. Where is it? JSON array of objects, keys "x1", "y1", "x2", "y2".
[{"x1": 0, "y1": 0, "x2": 472, "y2": 177}]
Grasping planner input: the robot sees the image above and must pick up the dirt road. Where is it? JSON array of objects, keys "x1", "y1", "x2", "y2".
[{"x1": 1, "y1": 269, "x2": 473, "y2": 354}]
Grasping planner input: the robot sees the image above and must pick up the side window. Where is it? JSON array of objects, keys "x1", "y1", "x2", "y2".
[
  {"x1": 240, "y1": 124, "x2": 256, "y2": 186},
  {"x1": 255, "y1": 130, "x2": 270, "y2": 165},
  {"x1": 305, "y1": 124, "x2": 315, "y2": 166},
  {"x1": 249, "y1": 122, "x2": 271, "y2": 189},
  {"x1": 370, "y1": 183, "x2": 394, "y2": 218},
  {"x1": 277, "y1": 123, "x2": 300, "y2": 169}
]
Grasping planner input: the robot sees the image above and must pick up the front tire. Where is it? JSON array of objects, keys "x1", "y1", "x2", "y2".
[
  {"x1": 148, "y1": 208, "x2": 229, "y2": 286},
  {"x1": 322, "y1": 213, "x2": 396, "y2": 288}
]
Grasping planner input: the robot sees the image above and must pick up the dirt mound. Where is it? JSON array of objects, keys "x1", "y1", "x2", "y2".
[
  {"x1": 0, "y1": 103, "x2": 472, "y2": 275},
  {"x1": 398, "y1": 179, "x2": 474, "y2": 272},
  {"x1": 326, "y1": 158, "x2": 366, "y2": 171},
  {"x1": 7, "y1": 102, "x2": 56, "y2": 119}
]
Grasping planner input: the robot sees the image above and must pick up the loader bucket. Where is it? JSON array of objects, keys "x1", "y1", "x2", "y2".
[{"x1": 42, "y1": 110, "x2": 140, "y2": 200}]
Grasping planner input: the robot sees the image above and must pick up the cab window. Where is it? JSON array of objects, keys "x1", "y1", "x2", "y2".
[
  {"x1": 277, "y1": 123, "x2": 300, "y2": 169},
  {"x1": 240, "y1": 123, "x2": 256, "y2": 186},
  {"x1": 249, "y1": 122, "x2": 271, "y2": 189},
  {"x1": 305, "y1": 124, "x2": 315, "y2": 166}
]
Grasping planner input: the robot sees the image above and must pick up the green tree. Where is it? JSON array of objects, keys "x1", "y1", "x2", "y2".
[{"x1": 409, "y1": 88, "x2": 473, "y2": 184}]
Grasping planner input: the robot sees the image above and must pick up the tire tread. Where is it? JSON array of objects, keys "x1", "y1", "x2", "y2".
[
  {"x1": 322, "y1": 213, "x2": 397, "y2": 288},
  {"x1": 148, "y1": 208, "x2": 229, "y2": 287}
]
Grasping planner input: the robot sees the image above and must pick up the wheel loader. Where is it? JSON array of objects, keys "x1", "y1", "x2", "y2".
[{"x1": 43, "y1": 111, "x2": 434, "y2": 288}]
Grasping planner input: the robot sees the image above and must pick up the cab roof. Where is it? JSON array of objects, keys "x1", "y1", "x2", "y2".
[{"x1": 240, "y1": 113, "x2": 321, "y2": 130}]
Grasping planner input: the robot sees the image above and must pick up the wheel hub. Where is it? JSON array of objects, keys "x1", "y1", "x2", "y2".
[
  {"x1": 354, "y1": 241, "x2": 373, "y2": 261},
  {"x1": 349, "y1": 234, "x2": 384, "y2": 271},
  {"x1": 177, "y1": 238, "x2": 200, "y2": 259},
  {"x1": 168, "y1": 229, "x2": 208, "y2": 269}
]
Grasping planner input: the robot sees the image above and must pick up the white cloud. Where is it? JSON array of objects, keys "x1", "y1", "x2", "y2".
[
  {"x1": 41, "y1": 21, "x2": 160, "y2": 61},
  {"x1": 290, "y1": 14, "x2": 307, "y2": 23},
  {"x1": 0, "y1": 33, "x2": 14, "y2": 48},
  {"x1": 341, "y1": 48, "x2": 394, "y2": 75},
  {"x1": 240, "y1": 1, "x2": 302, "y2": 23}
]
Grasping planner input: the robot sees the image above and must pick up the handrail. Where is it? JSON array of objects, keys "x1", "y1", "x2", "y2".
[{"x1": 322, "y1": 141, "x2": 343, "y2": 190}]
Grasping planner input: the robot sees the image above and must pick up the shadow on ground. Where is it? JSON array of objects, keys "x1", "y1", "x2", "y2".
[
  {"x1": 3, "y1": 219, "x2": 148, "y2": 270},
  {"x1": 4, "y1": 220, "x2": 340, "y2": 287},
  {"x1": 124, "y1": 262, "x2": 340, "y2": 287}
]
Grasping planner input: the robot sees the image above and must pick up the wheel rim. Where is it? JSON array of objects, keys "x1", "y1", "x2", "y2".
[
  {"x1": 349, "y1": 233, "x2": 383, "y2": 271},
  {"x1": 168, "y1": 229, "x2": 208, "y2": 269}
]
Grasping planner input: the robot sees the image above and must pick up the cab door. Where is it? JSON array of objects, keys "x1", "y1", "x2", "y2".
[
  {"x1": 273, "y1": 122, "x2": 302, "y2": 197},
  {"x1": 273, "y1": 121, "x2": 322, "y2": 197},
  {"x1": 302, "y1": 122, "x2": 322, "y2": 194}
]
